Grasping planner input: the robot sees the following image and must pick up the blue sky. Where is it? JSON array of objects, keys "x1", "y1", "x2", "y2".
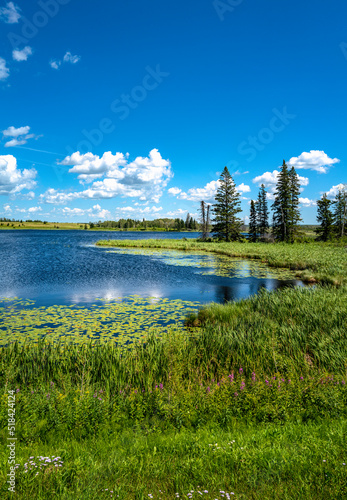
[{"x1": 0, "y1": 0, "x2": 346, "y2": 223}]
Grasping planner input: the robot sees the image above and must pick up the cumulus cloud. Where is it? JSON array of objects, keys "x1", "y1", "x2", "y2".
[
  {"x1": 63, "y1": 52, "x2": 81, "y2": 64},
  {"x1": 0, "y1": 57, "x2": 10, "y2": 80},
  {"x1": 3, "y1": 126, "x2": 30, "y2": 137},
  {"x1": 2, "y1": 126, "x2": 41, "y2": 147},
  {"x1": 168, "y1": 187, "x2": 182, "y2": 196},
  {"x1": 325, "y1": 183, "x2": 347, "y2": 199},
  {"x1": 3, "y1": 203, "x2": 11, "y2": 212},
  {"x1": 12, "y1": 46, "x2": 32, "y2": 62},
  {"x1": 28, "y1": 206, "x2": 42, "y2": 213},
  {"x1": 171, "y1": 180, "x2": 250, "y2": 202},
  {"x1": 0, "y1": 2, "x2": 20, "y2": 23},
  {"x1": 115, "y1": 206, "x2": 163, "y2": 216},
  {"x1": 0, "y1": 155, "x2": 37, "y2": 195},
  {"x1": 299, "y1": 197, "x2": 316, "y2": 207},
  {"x1": 237, "y1": 183, "x2": 251, "y2": 193},
  {"x1": 253, "y1": 169, "x2": 309, "y2": 192},
  {"x1": 39, "y1": 188, "x2": 78, "y2": 205},
  {"x1": 60, "y1": 204, "x2": 111, "y2": 220},
  {"x1": 45, "y1": 149, "x2": 173, "y2": 204},
  {"x1": 288, "y1": 150, "x2": 340, "y2": 174}
]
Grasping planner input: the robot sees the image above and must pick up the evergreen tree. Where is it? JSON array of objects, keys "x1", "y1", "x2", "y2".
[
  {"x1": 212, "y1": 166, "x2": 242, "y2": 241},
  {"x1": 315, "y1": 194, "x2": 335, "y2": 241},
  {"x1": 288, "y1": 166, "x2": 302, "y2": 241},
  {"x1": 257, "y1": 184, "x2": 269, "y2": 237},
  {"x1": 249, "y1": 200, "x2": 258, "y2": 242},
  {"x1": 271, "y1": 160, "x2": 301, "y2": 242},
  {"x1": 333, "y1": 186, "x2": 347, "y2": 238}
]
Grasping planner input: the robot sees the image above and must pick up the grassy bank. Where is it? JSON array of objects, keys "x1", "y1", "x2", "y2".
[
  {"x1": 1, "y1": 240, "x2": 346, "y2": 497},
  {"x1": 96, "y1": 239, "x2": 347, "y2": 285},
  {"x1": 1, "y1": 284, "x2": 347, "y2": 497}
]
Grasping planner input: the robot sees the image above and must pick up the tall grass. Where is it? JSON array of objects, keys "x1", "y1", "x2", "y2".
[
  {"x1": 1, "y1": 240, "x2": 346, "y2": 498},
  {"x1": 96, "y1": 239, "x2": 347, "y2": 285}
]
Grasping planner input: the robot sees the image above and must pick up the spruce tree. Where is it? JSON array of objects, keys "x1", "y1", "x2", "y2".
[
  {"x1": 271, "y1": 160, "x2": 291, "y2": 242},
  {"x1": 288, "y1": 166, "x2": 302, "y2": 241},
  {"x1": 249, "y1": 200, "x2": 258, "y2": 242},
  {"x1": 333, "y1": 186, "x2": 347, "y2": 238},
  {"x1": 271, "y1": 161, "x2": 301, "y2": 242},
  {"x1": 257, "y1": 184, "x2": 269, "y2": 237},
  {"x1": 212, "y1": 166, "x2": 242, "y2": 241},
  {"x1": 316, "y1": 194, "x2": 335, "y2": 241}
]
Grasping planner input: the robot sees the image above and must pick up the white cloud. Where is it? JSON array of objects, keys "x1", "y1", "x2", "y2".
[
  {"x1": 0, "y1": 57, "x2": 10, "y2": 80},
  {"x1": 172, "y1": 179, "x2": 250, "y2": 202},
  {"x1": 60, "y1": 205, "x2": 111, "y2": 220},
  {"x1": 12, "y1": 46, "x2": 32, "y2": 62},
  {"x1": 4, "y1": 203, "x2": 11, "y2": 212},
  {"x1": 50, "y1": 60, "x2": 61, "y2": 70},
  {"x1": 50, "y1": 149, "x2": 173, "y2": 204},
  {"x1": 288, "y1": 150, "x2": 340, "y2": 174},
  {"x1": 2, "y1": 126, "x2": 41, "y2": 147},
  {"x1": 116, "y1": 205, "x2": 163, "y2": 215},
  {"x1": 178, "y1": 180, "x2": 220, "y2": 202},
  {"x1": 253, "y1": 169, "x2": 309, "y2": 192},
  {"x1": 63, "y1": 52, "x2": 81, "y2": 64},
  {"x1": 166, "y1": 208, "x2": 190, "y2": 217},
  {"x1": 237, "y1": 183, "x2": 251, "y2": 193},
  {"x1": 4, "y1": 138, "x2": 28, "y2": 147},
  {"x1": 299, "y1": 197, "x2": 316, "y2": 207},
  {"x1": 39, "y1": 188, "x2": 78, "y2": 205},
  {"x1": 96, "y1": 208, "x2": 111, "y2": 219},
  {"x1": 3, "y1": 126, "x2": 30, "y2": 137},
  {"x1": 325, "y1": 183, "x2": 347, "y2": 199},
  {"x1": 28, "y1": 206, "x2": 42, "y2": 213},
  {"x1": 0, "y1": 2, "x2": 21, "y2": 23},
  {"x1": 50, "y1": 52, "x2": 81, "y2": 70},
  {"x1": 61, "y1": 151, "x2": 127, "y2": 181},
  {"x1": 168, "y1": 187, "x2": 182, "y2": 196},
  {"x1": 0, "y1": 155, "x2": 37, "y2": 195}
]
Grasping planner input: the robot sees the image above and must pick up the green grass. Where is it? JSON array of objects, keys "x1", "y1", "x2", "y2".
[
  {"x1": 1, "y1": 284, "x2": 347, "y2": 497},
  {"x1": 1, "y1": 420, "x2": 346, "y2": 499},
  {"x1": 1, "y1": 239, "x2": 346, "y2": 498},
  {"x1": 96, "y1": 239, "x2": 347, "y2": 285}
]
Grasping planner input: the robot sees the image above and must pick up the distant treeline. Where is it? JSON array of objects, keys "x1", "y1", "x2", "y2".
[{"x1": 89, "y1": 215, "x2": 199, "y2": 231}]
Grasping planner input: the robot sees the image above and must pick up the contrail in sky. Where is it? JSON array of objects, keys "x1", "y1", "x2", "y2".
[{"x1": 13, "y1": 146, "x2": 66, "y2": 157}]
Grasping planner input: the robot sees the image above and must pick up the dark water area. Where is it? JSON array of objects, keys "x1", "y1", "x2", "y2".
[{"x1": 0, "y1": 230, "x2": 304, "y2": 307}]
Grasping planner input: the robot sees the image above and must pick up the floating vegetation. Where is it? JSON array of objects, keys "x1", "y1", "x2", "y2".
[
  {"x1": 105, "y1": 248, "x2": 298, "y2": 280},
  {"x1": 0, "y1": 296, "x2": 200, "y2": 347}
]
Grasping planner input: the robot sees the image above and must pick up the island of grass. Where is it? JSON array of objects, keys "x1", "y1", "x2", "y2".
[{"x1": 1, "y1": 239, "x2": 346, "y2": 499}]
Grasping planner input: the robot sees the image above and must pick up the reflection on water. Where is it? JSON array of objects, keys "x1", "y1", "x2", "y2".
[
  {"x1": 0, "y1": 230, "x2": 304, "y2": 307},
  {"x1": 0, "y1": 231, "x2": 306, "y2": 345}
]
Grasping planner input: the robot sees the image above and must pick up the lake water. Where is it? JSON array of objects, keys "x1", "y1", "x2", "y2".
[{"x1": 0, "y1": 230, "x2": 303, "y2": 306}]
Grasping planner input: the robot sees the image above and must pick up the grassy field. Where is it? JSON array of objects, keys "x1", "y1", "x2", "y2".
[{"x1": 1, "y1": 239, "x2": 346, "y2": 498}]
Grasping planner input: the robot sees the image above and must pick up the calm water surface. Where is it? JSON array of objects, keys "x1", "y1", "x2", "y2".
[{"x1": 0, "y1": 230, "x2": 304, "y2": 306}]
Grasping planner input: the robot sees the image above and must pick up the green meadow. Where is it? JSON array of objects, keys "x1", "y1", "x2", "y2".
[{"x1": 0, "y1": 240, "x2": 346, "y2": 499}]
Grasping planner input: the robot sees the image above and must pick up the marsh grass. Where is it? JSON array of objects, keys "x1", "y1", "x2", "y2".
[{"x1": 97, "y1": 239, "x2": 347, "y2": 285}]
